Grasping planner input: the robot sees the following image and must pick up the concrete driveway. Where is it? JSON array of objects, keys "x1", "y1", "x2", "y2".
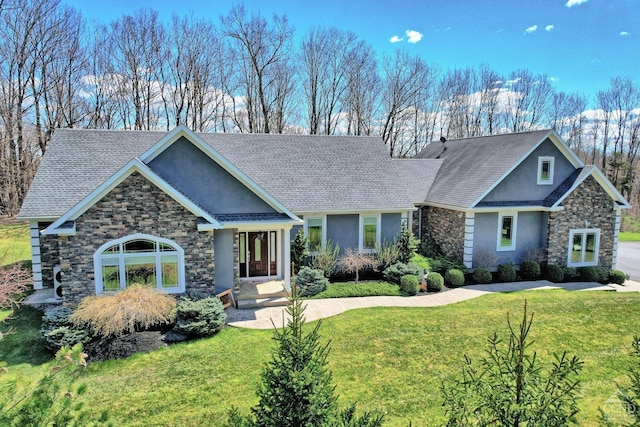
[{"x1": 618, "y1": 242, "x2": 640, "y2": 281}]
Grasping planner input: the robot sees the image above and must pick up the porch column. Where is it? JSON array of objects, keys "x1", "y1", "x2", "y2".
[
  {"x1": 283, "y1": 228, "x2": 291, "y2": 291},
  {"x1": 612, "y1": 209, "x2": 622, "y2": 269},
  {"x1": 29, "y1": 221, "x2": 43, "y2": 290},
  {"x1": 463, "y1": 213, "x2": 475, "y2": 269}
]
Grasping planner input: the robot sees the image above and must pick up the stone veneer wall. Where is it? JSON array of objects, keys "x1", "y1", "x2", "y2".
[
  {"x1": 547, "y1": 175, "x2": 616, "y2": 269},
  {"x1": 38, "y1": 222, "x2": 59, "y2": 288},
  {"x1": 57, "y1": 172, "x2": 215, "y2": 307},
  {"x1": 420, "y1": 206, "x2": 466, "y2": 260}
]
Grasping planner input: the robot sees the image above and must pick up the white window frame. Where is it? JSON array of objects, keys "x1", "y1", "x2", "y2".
[
  {"x1": 93, "y1": 233, "x2": 185, "y2": 294},
  {"x1": 497, "y1": 212, "x2": 517, "y2": 251},
  {"x1": 537, "y1": 156, "x2": 555, "y2": 185},
  {"x1": 303, "y1": 216, "x2": 326, "y2": 254},
  {"x1": 567, "y1": 228, "x2": 600, "y2": 267},
  {"x1": 359, "y1": 214, "x2": 381, "y2": 253}
]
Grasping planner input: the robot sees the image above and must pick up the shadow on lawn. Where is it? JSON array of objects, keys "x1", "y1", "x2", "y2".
[{"x1": 0, "y1": 306, "x2": 52, "y2": 368}]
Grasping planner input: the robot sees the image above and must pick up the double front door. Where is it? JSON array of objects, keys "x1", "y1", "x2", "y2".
[{"x1": 239, "y1": 231, "x2": 278, "y2": 277}]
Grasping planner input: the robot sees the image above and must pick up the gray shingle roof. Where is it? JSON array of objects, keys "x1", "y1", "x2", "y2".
[
  {"x1": 19, "y1": 129, "x2": 436, "y2": 219},
  {"x1": 415, "y1": 130, "x2": 553, "y2": 208}
]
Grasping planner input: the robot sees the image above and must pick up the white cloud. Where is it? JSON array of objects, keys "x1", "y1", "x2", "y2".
[
  {"x1": 550, "y1": 77, "x2": 558, "y2": 82},
  {"x1": 545, "y1": 25, "x2": 554, "y2": 31},
  {"x1": 620, "y1": 31, "x2": 630, "y2": 36},
  {"x1": 405, "y1": 29, "x2": 423, "y2": 43},
  {"x1": 524, "y1": 25, "x2": 538, "y2": 34},
  {"x1": 565, "y1": 0, "x2": 587, "y2": 7},
  {"x1": 389, "y1": 35, "x2": 403, "y2": 43}
]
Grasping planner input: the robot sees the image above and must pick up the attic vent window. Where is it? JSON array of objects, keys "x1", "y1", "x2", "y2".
[{"x1": 537, "y1": 156, "x2": 555, "y2": 185}]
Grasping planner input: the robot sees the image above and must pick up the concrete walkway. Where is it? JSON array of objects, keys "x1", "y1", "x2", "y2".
[{"x1": 225, "y1": 279, "x2": 640, "y2": 329}]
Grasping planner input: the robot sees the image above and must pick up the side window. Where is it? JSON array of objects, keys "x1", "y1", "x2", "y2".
[
  {"x1": 537, "y1": 156, "x2": 555, "y2": 185},
  {"x1": 360, "y1": 215, "x2": 380, "y2": 253},
  {"x1": 305, "y1": 217, "x2": 324, "y2": 252},
  {"x1": 497, "y1": 212, "x2": 517, "y2": 251},
  {"x1": 568, "y1": 229, "x2": 600, "y2": 267}
]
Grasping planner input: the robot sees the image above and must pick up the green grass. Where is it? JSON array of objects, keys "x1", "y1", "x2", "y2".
[
  {"x1": 0, "y1": 221, "x2": 30, "y2": 265},
  {"x1": 620, "y1": 232, "x2": 640, "y2": 242},
  {"x1": 311, "y1": 280, "x2": 403, "y2": 298},
  {"x1": 3, "y1": 290, "x2": 640, "y2": 426}
]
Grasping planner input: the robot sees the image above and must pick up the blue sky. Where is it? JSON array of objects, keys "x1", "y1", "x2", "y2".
[{"x1": 66, "y1": 0, "x2": 639, "y2": 100}]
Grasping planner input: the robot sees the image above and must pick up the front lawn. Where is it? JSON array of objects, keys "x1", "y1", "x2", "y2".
[
  {"x1": 2, "y1": 290, "x2": 640, "y2": 426},
  {"x1": 620, "y1": 232, "x2": 640, "y2": 242},
  {"x1": 0, "y1": 221, "x2": 30, "y2": 266}
]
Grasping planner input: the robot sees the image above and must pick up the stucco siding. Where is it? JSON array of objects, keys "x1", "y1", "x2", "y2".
[
  {"x1": 148, "y1": 136, "x2": 276, "y2": 215},
  {"x1": 481, "y1": 139, "x2": 576, "y2": 203},
  {"x1": 381, "y1": 213, "x2": 402, "y2": 244},
  {"x1": 326, "y1": 214, "x2": 359, "y2": 254},
  {"x1": 214, "y1": 229, "x2": 235, "y2": 292}
]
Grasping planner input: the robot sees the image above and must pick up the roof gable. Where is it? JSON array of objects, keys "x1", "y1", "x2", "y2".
[
  {"x1": 552, "y1": 166, "x2": 631, "y2": 209},
  {"x1": 42, "y1": 159, "x2": 223, "y2": 235}
]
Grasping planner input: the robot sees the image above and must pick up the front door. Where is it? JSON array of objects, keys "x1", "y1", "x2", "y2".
[{"x1": 248, "y1": 232, "x2": 268, "y2": 276}]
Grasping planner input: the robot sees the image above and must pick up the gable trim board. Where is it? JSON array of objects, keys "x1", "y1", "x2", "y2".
[
  {"x1": 139, "y1": 125, "x2": 300, "y2": 222},
  {"x1": 42, "y1": 158, "x2": 223, "y2": 236},
  {"x1": 551, "y1": 166, "x2": 631, "y2": 210}
]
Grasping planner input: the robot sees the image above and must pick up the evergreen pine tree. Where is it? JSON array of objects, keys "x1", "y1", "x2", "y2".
[{"x1": 251, "y1": 286, "x2": 337, "y2": 426}]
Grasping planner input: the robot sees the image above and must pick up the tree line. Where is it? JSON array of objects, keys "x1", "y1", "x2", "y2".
[{"x1": 1, "y1": 0, "x2": 638, "y2": 215}]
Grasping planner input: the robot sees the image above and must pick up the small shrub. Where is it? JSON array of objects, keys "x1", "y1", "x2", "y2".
[
  {"x1": 409, "y1": 253, "x2": 430, "y2": 271},
  {"x1": 41, "y1": 307, "x2": 91, "y2": 352},
  {"x1": 562, "y1": 267, "x2": 580, "y2": 281},
  {"x1": 497, "y1": 263, "x2": 516, "y2": 282},
  {"x1": 520, "y1": 260, "x2": 541, "y2": 280},
  {"x1": 296, "y1": 267, "x2": 330, "y2": 297},
  {"x1": 595, "y1": 266, "x2": 610, "y2": 284},
  {"x1": 70, "y1": 285, "x2": 177, "y2": 337},
  {"x1": 400, "y1": 274, "x2": 419, "y2": 295},
  {"x1": 521, "y1": 246, "x2": 547, "y2": 265},
  {"x1": 383, "y1": 262, "x2": 421, "y2": 285},
  {"x1": 473, "y1": 268, "x2": 493, "y2": 284},
  {"x1": 472, "y1": 247, "x2": 497, "y2": 269},
  {"x1": 546, "y1": 265, "x2": 564, "y2": 283},
  {"x1": 173, "y1": 296, "x2": 227, "y2": 338},
  {"x1": 445, "y1": 269, "x2": 465, "y2": 288},
  {"x1": 83, "y1": 331, "x2": 165, "y2": 361},
  {"x1": 309, "y1": 240, "x2": 340, "y2": 278},
  {"x1": 396, "y1": 227, "x2": 419, "y2": 263},
  {"x1": 426, "y1": 272, "x2": 444, "y2": 292},
  {"x1": 610, "y1": 269, "x2": 627, "y2": 285},
  {"x1": 374, "y1": 241, "x2": 399, "y2": 272},
  {"x1": 578, "y1": 266, "x2": 599, "y2": 282}
]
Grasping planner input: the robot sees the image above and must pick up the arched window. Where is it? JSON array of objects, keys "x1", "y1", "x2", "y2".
[{"x1": 94, "y1": 234, "x2": 185, "y2": 294}]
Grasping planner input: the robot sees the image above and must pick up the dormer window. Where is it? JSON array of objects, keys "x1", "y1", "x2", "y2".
[{"x1": 537, "y1": 156, "x2": 555, "y2": 185}]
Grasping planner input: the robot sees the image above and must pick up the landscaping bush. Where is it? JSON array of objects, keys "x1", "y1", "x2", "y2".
[
  {"x1": 562, "y1": 267, "x2": 580, "y2": 281},
  {"x1": 291, "y1": 229, "x2": 309, "y2": 274},
  {"x1": 546, "y1": 265, "x2": 564, "y2": 283},
  {"x1": 309, "y1": 240, "x2": 340, "y2": 278},
  {"x1": 472, "y1": 268, "x2": 493, "y2": 284},
  {"x1": 428, "y1": 256, "x2": 468, "y2": 275},
  {"x1": 400, "y1": 274, "x2": 419, "y2": 295},
  {"x1": 409, "y1": 253, "x2": 430, "y2": 272},
  {"x1": 595, "y1": 266, "x2": 610, "y2": 284},
  {"x1": 296, "y1": 267, "x2": 329, "y2": 297},
  {"x1": 374, "y1": 241, "x2": 400, "y2": 272},
  {"x1": 337, "y1": 249, "x2": 373, "y2": 283},
  {"x1": 70, "y1": 285, "x2": 177, "y2": 337},
  {"x1": 426, "y1": 272, "x2": 444, "y2": 292},
  {"x1": 520, "y1": 260, "x2": 541, "y2": 280},
  {"x1": 83, "y1": 331, "x2": 166, "y2": 362},
  {"x1": 173, "y1": 295, "x2": 227, "y2": 338},
  {"x1": 497, "y1": 263, "x2": 516, "y2": 282},
  {"x1": 578, "y1": 266, "x2": 599, "y2": 282},
  {"x1": 41, "y1": 306, "x2": 91, "y2": 352},
  {"x1": 396, "y1": 227, "x2": 419, "y2": 263},
  {"x1": 383, "y1": 262, "x2": 421, "y2": 285},
  {"x1": 610, "y1": 269, "x2": 627, "y2": 285},
  {"x1": 444, "y1": 269, "x2": 465, "y2": 288}
]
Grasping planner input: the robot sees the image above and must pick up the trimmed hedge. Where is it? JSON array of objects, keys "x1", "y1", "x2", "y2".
[
  {"x1": 473, "y1": 268, "x2": 492, "y2": 284},
  {"x1": 400, "y1": 274, "x2": 420, "y2": 295},
  {"x1": 520, "y1": 260, "x2": 541, "y2": 280},
  {"x1": 578, "y1": 266, "x2": 599, "y2": 282},
  {"x1": 497, "y1": 263, "x2": 516, "y2": 282},
  {"x1": 426, "y1": 272, "x2": 444, "y2": 292},
  {"x1": 296, "y1": 267, "x2": 329, "y2": 297},
  {"x1": 444, "y1": 269, "x2": 465, "y2": 288},
  {"x1": 610, "y1": 270, "x2": 627, "y2": 285},
  {"x1": 546, "y1": 265, "x2": 564, "y2": 283}
]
